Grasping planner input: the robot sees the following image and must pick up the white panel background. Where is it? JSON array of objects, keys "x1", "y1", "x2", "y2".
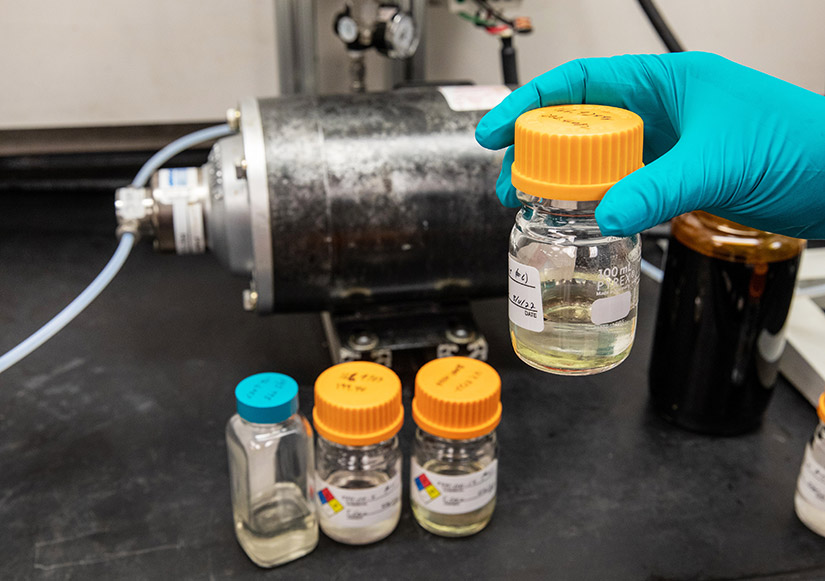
[{"x1": 0, "y1": 0, "x2": 822, "y2": 129}]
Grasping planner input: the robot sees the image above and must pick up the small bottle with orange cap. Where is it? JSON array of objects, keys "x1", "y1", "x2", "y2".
[
  {"x1": 508, "y1": 105, "x2": 643, "y2": 375},
  {"x1": 312, "y1": 361, "x2": 404, "y2": 545},
  {"x1": 411, "y1": 356, "x2": 501, "y2": 537},
  {"x1": 794, "y1": 392, "x2": 825, "y2": 537}
]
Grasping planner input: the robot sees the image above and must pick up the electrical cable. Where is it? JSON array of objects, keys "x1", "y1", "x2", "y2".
[
  {"x1": 0, "y1": 123, "x2": 234, "y2": 375},
  {"x1": 637, "y1": 0, "x2": 684, "y2": 52},
  {"x1": 132, "y1": 124, "x2": 234, "y2": 188},
  {"x1": 500, "y1": 35, "x2": 519, "y2": 85},
  {"x1": 472, "y1": 0, "x2": 514, "y2": 27},
  {"x1": 461, "y1": 1, "x2": 532, "y2": 86},
  {"x1": 458, "y1": 11, "x2": 496, "y2": 27}
]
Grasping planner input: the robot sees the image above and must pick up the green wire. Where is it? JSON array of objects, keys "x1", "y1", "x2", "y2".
[{"x1": 458, "y1": 11, "x2": 496, "y2": 27}]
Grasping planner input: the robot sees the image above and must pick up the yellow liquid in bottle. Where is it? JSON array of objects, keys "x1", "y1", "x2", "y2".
[
  {"x1": 511, "y1": 277, "x2": 636, "y2": 375},
  {"x1": 410, "y1": 459, "x2": 495, "y2": 537}
]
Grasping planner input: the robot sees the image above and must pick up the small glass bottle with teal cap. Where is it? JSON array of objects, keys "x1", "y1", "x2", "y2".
[{"x1": 225, "y1": 372, "x2": 318, "y2": 567}]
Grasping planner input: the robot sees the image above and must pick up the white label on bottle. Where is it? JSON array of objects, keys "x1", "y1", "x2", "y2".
[
  {"x1": 798, "y1": 446, "x2": 825, "y2": 510},
  {"x1": 590, "y1": 291, "x2": 631, "y2": 325},
  {"x1": 438, "y1": 85, "x2": 511, "y2": 112},
  {"x1": 315, "y1": 473, "x2": 401, "y2": 528},
  {"x1": 411, "y1": 458, "x2": 497, "y2": 515},
  {"x1": 508, "y1": 256, "x2": 544, "y2": 332}
]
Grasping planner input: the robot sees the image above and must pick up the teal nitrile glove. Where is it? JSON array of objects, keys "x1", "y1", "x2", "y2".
[{"x1": 475, "y1": 52, "x2": 825, "y2": 239}]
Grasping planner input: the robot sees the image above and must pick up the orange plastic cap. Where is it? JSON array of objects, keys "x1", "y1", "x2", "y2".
[
  {"x1": 412, "y1": 357, "x2": 502, "y2": 440},
  {"x1": 511, "y1": 105, "x2": 644, "y2": 201},
  {"x1": 313, "y1": 361, "x2": 404, "y2": 446},
  {"x1": 818, "y1": 392, "x2": 825, "y2": 424}
]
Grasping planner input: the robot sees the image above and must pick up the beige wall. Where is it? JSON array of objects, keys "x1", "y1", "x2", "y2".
[
  {"x1": 427, "y1": 0, "x2": 825, "y2": 92},
  {"x1": 0, "y1": 1, "x2": 279, "y2": 128},
  {"x1": 1, "y1": 0, "x2": 823, "y2": 129}
]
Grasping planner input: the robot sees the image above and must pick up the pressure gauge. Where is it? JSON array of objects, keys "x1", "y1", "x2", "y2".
[
  {"x1": 374, "y1": 5, "x2": 419, "y2": 59},
  {"x1": 335, "y1": 13, "x2": 360, "y2": 45}
]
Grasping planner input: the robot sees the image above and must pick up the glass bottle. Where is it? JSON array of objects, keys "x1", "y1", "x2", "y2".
[
  {"x1": 225, "y1": 373, "x2": 318, "y2": 567},
  {"x1": 795, "y1": 393, "x2": 825, "y2": 537},
  {"x1": 507, "y1": 105, "x2": 643, "y2": 375},
  {"x1": 649, "y1": 212, "x2": 805, "y2": 435},
  {"x1": 410, "y1": 357, "x2": 501, "y2": 537},
  {"x1": 312, "y1": 361, "x2": 404, "y2": 545}
]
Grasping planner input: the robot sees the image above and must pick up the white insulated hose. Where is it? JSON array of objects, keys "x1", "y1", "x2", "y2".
[{"x1": 0, "y1": 123, "x2": 234, "y2": 374}]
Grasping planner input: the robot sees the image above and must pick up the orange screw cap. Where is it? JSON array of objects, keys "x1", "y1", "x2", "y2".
[
  {"x1": 511, "y1": 104, "x2": 644, "y2": 201},
  {"x1": 313, "y1": 361, "x2": 404, "y2": 446},
  {"x1": 412, "y1": 357, "x2": 502, "y2": 440}
]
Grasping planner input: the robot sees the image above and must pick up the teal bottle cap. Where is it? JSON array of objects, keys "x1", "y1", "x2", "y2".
[{"x1": 235, "y1": 373, "x2": 299, "y2": 424}]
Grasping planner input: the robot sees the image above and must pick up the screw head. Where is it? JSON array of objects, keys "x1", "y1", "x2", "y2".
[
  {"x1": 235, "y1": 159, "x2": 248, "y2": 180},
  {"x1": 445, "y1": 323, "x2": 476, "y2": 345},
  {"x1": 452, "y1": 325, "x2": 469, "y2": 339},
  {"x1": 242, "y1": 289, "x2": 258, "y2": 311},
  {"x1": 226, "y1": 107, "x2": 241, "y2": 131},
  {"x1": 347, "y1": 331, "x2": 379, "y2": 352}
]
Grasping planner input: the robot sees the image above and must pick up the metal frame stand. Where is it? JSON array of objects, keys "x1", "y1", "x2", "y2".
[{"x1": 321, "y1": 301, "x2": 489, "y2": 371}]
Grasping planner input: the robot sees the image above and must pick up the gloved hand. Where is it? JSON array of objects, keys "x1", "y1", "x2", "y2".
[{"x1": 475, "y1": 52, "x2": 825, "y2": 239}]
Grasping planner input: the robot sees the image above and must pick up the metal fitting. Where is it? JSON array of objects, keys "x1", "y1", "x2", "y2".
[
  {"x1": 242, "y1": 288, "x2": 259, "y2": 312},
  {"x1": 235, "y1": 159, "x2": 248, "y2": 180},
  {"x1": 347, "y1": 331, "x2": 380, "y2": 352},
  {"x1": 151, "y1": 167, "x2": 209, "y2": 254},
  {"x1": 114, "y1": 186, "x2": 154, "y2": 242},
  {"x1": 226, "y1": 107, "x2": 242, "y2": 132},
  {"x1": 116, "y1": 221, "x2": 140, "y2": 240},
  {"x1": 445, "y1": 322, "x2": 477, "y2": 345}
]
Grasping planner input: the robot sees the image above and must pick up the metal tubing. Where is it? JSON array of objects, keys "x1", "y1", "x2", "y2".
[
  {"x1": 390, "y1": 0, "x2": 427, "y2": 87},
  {"x1": 274, "y1": 0, "x2": 319, "y2": 95}
]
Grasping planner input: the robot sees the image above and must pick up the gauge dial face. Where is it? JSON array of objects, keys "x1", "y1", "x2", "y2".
[
  {"x1": 389, "y1": 14, "x2": 416, "y2": 53},
  {"x1": 388, "y1": 14, "x2": 417, "y2": 57},
  {"x1": 336, "y1": 15, "x2": 359, "y2": 44}
]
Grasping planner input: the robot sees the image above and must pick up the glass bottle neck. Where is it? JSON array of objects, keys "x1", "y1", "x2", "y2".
[
  {"x1": 317, "y1": 434, "x2": 397, "y2": 452},
  {"x1": 415, "y1": 427, "x2": 495, "y2": 446},
  {"x1": 517, "y1": 190, "x2": 599, "y2": 217},
  {"x1": 238, "y1": 412, "x2": 298, "y2": 429}
]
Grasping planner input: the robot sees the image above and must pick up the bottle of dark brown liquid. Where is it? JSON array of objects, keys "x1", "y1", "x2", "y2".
[{"x1": 649, "y1": 212, "x2": 805, "y2": 435}]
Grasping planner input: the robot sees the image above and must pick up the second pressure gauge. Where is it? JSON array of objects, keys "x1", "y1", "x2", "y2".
[{"x1": 375, "y1": 5, "x2": 419, "y2": 59}]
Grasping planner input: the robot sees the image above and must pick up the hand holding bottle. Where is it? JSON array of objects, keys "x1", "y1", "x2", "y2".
[{"x1": 475, "y1": 52, "x2": 825, "y2": 239}]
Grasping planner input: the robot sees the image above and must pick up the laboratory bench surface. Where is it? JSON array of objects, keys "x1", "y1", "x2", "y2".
[{"x1": 1, "y1": 192, "x2": 824, "y2": 581}]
